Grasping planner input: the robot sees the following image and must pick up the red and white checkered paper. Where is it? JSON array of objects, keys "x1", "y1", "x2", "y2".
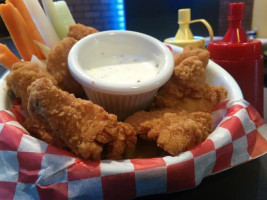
[{"x1": 0, "y1": 99, "x2": 267, "y2": 200}]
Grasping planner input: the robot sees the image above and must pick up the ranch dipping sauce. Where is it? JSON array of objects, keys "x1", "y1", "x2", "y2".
[
  {"x1": 84, "y1": 55, "x2": 159, "y2": 84},
  {"x1": 68, "y1": 30, "x2": 175, "y2": 120}
]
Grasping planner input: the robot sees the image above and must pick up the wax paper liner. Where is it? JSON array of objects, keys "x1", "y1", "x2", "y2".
[{"x1": 0, "y1": 99, "x2": 267, "y2": 200}]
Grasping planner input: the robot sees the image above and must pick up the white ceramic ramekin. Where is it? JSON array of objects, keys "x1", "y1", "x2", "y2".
[{"x1": 68, "y1": 30, "x2": 174, "y2": 120}]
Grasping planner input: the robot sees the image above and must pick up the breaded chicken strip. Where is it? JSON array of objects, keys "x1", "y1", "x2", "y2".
[
  {"x1": 125, "y1": 108, "x2": 182, "y2": 139},
  {"x1": 27, "y1": 78, "x2": 136, "y2": 160},
  {"x1": 6, "y1": 61, "x2": 65, "y2": 147},
  {"x1": 46, "y1": 37, "x2": 85, "y2": 97},
  {"x1": 125, "y1": 108, "x2": 213, "y2": 155},
  {"x1": 67, "y1": 23, "x2": 98, "y2": 40},
  {"x1": 174, "y1": 45, "x2": 210, "y2": 67},
  {"x1": 6, "y1": 61, "x2": 57, "y2": 109},
  {"x1": 23, "y1": 117, "x2": 67, "y2": 149},
  {"x1": 154, "y1": 46, "x2": 227, "y2": 113}
]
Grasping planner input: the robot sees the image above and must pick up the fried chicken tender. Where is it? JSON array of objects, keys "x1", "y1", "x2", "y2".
[
  {"x1": 6, "y1": 61, "x2": 57, "y2": 109},
  {"x1": 125, "y1": 108, "x2": 213, "y2": 155},
  {"x1": 154, "y1": 46, "x2": 227, "y2": 113},
  {"x1": 125, "y1": 108, "x2": 182, "y2": 139},
  {"x1": 23, "y1": 117, "x2": 67, "y2": 149},
  {"x1": 27, "y1": 78, "x2": 136, "y2": 160},
  {"x1": 174, "y1": 45, "x2": 210, "y2": 67},
  {"x1": 6, "y1": 61, "x2": 65, "y2": 147},
  {"x1": 67, "y1": 23, "x2": 98, "y2": 40},
  {"x1": 46, "y1": 37, "x2": 85, "y2": 97}
]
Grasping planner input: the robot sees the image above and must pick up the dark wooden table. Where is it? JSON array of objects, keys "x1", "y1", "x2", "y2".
[{"x1": 1, "y1": 37, "x2": 267, "y2": 200}]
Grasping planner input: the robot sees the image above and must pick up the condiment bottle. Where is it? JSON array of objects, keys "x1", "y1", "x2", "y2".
[
  {"x1": 164, "y1": 8, "x2": 213, "y2": 49},
  {"x1": 208, "y1": 2, "x2": 264, "y2": 116}
]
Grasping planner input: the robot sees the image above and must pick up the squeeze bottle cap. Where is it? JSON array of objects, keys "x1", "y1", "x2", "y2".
[
  {"x1": 208, "y1": 2, "x2": 262, "y2": 60},
  {"x1": 228, "y1": 2, "x2": 244, "y2": 21},
  {"x1": 178, "y1": 8, "x2": 191, "y2": 25},
  {"x1": 164, "y1": 8, "x2": 213, "y2": 49}
]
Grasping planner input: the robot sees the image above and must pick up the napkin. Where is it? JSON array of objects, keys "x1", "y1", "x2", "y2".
[{"x1": 0, "y1": 99, "x2": 267, "y2": 200}]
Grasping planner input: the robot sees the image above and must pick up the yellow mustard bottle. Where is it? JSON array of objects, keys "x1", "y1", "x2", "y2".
[{"x1": 165, "y1": 8, "x2": 213, "y2": 49}]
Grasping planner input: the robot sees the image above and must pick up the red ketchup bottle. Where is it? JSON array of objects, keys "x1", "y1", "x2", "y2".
[{"x1": 208, "y1": 2, "x2": 264, "y2": 116}]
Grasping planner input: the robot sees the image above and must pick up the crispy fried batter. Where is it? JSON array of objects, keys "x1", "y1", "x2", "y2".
[
  {"x1": 67, "y1": 23, "x2": 98, "y2": 40},
  {"x1": 46, "y1": 37, "x2": 85, "y2": 97},
  {"x1": 6, "y1": 61, "x2": 57, "y2": 109},
  {"x1": 141, "y1": 112, "x2": 212, "y2": 155},
  {"x1": 27, "y1": 78, "x2": 136, "y2": 160},
  {"x1": 23, "y1": 117, "x2": 67, "y2": 148},
  {"x1": 154, "y1": 47, "x2": 227, "y2": 113},
  {"x1": 125, "y1": 108, "x2": 213, "y2": 155},
  {"x1": 174, "y1": 45, "x2": 210, "y2": 67},
  {"x1": 125, "y1": 108, "x2": 182, "y2": 139},
  {"x1": 5, "y1": 61, "x2": 65, "y2": 147}
]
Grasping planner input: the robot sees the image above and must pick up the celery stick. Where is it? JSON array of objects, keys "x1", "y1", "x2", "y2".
[
  {"x1": 31, "y1": 55, "x2": 47, "y2": 70},
  {"x1": 23, "y1": 0, "x2": 60, "y2": 48},
  {"x1": 42, "y1": 0, "x2": 67, "y2": 39},
  {"x1": 34, "y1": 40, "x2": 51, "y2": 58},
  {"x1": 54, "y1": 1, "x2": 76, "y2": 33}
]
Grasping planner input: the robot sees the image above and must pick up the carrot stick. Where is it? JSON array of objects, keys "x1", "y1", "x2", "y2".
[
  {"x1": 6, "y1": 0, "x2": 46, "y2": 59},
  {"x1": 0, "y1": 43, "x2": 21, "y2": 70},
  {"x1": 0, "y1": 3, "x2": 43, "y2": 61},
  {"x1": 6, "y1": 0, "x2": 45, "y2": 45}
]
